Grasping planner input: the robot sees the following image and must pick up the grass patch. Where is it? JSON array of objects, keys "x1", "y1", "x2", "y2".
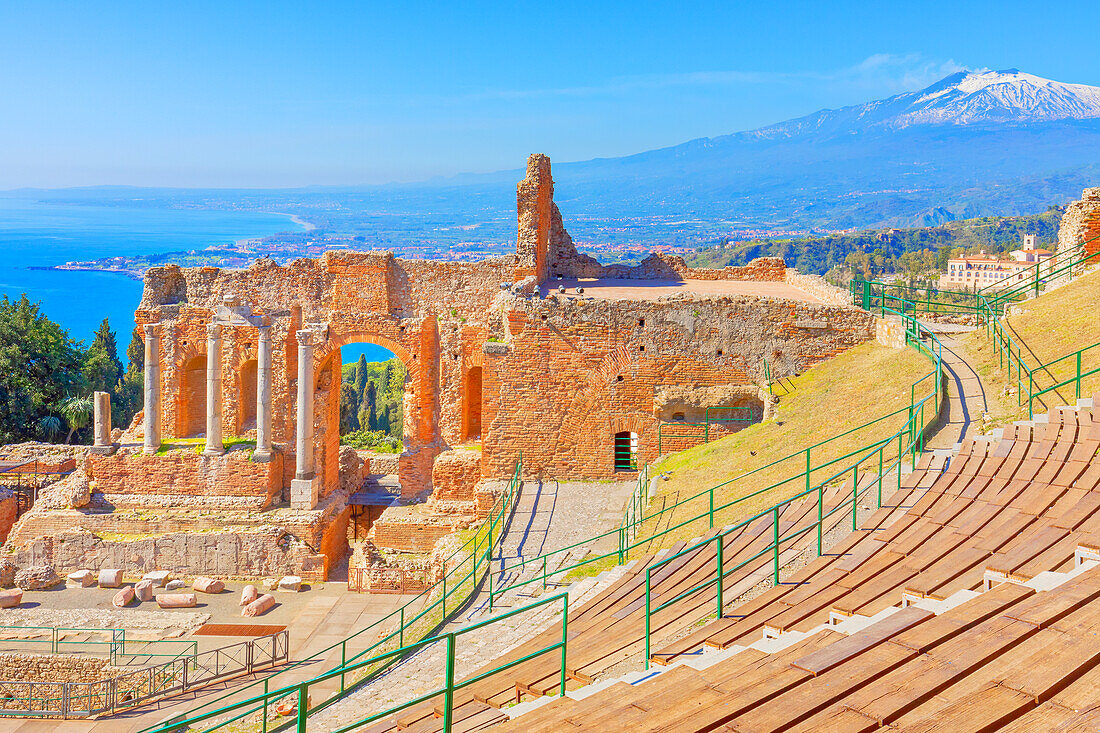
[
  {"x1": 634, "y1": 340, "x2": 934, "y2": 552},
  {"x1": 963, "y1": 268, "x2": 1100, "y2": 426}
]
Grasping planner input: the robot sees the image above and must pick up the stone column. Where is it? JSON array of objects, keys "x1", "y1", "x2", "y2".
[
  {"x1": 291, "y1": 329, "x2": 318, "y2": 509},
  {"x1": 253, "y1": 319, "x2": 274, "y2": 462},
  {"x1": 203, "y1": 323, "x2": 225, "y2": 456},
  {"x1": 90, "y1": 391, "x2": 117, "y2": 455},
  {"x1": 142, "y1": 325, "x2": 161, "y2": 455}
]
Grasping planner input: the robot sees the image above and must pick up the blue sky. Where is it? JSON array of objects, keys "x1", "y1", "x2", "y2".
[{"x1": 2, "y1": 1, "x2": 1098, "y2": 188}]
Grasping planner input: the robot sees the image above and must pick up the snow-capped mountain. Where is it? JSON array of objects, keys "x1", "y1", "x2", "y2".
[{"x1": 746, "y1": 69, "x2": 1100, "y2": 139}]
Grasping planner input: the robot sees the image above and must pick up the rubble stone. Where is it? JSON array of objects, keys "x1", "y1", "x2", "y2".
[
  {"x1": 15, "y1": 566, "x2": 61, "y2": 591},
  {"x1": 0, "y1": 560, "x2": 18, "y2": 588},
  {"x1": 112, "y1": 586, "x2": 135, "y2": 608},
  {"x1": 277, "y1": 576, "x2": 302, "y2": 592},
  {"x1": 242, "y1": 594, "x2": 276, "y2": 617},
  {"x1": 193, "y1": 577, "x2": 224, "y2": 594},
  {"x1": 142, "y1": 570, "x2": 171, "y2": 587},
  {"x1": 134, "y1": 579, "x2": 155, "y2": 602},
  {"x1": 156, "y1": 593, "x2": 197, "y2": 609},
  {"x1": 66, "y1": 570, "x2": 96, "y2": 588},
  {"x1": 240, "y1": 585, "x2": 259, "y2": 606},
  {"x1": 0, "y1": 589, "x2": 22, "y2": 608},
  {"x1": 98, "y1": 568, "x2": 123, "y2": 588}
]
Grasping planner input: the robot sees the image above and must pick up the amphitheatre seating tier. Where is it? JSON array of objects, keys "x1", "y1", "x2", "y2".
[
  {"x1": 360, "y1": 394, "x2": 1100, "y2": 732},
  {"x1": 351, "y1": 452, "x2": 935, "y2": 730}
]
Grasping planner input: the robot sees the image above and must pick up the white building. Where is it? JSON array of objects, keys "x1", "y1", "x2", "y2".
[{"x1": 940, "y1": 246, "x2": 1054, "y2": 290}]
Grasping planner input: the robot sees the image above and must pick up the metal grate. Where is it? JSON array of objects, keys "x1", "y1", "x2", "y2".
[{"x1": 193, "y1": 624, "x2": 286, "y2": 637}]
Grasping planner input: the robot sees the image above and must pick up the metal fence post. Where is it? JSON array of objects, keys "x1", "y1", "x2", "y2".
[
  {"x1": 296, "y1": 683, "x2": 308, "y2": 732},
  {"x1": 644, "y1": 570, "x2": 652, "y2": 671},
  {"x1": 852, "y1": 464, "x2": 859, "y2": 532},
  {"x1": 816, "y1": 482, "x2": 823, "y2": 556},
  {"x1": 772, "y1": 506, "x2": 780, "y2": 585},
  {"x1": 708, "y1": 486, "x2": 714, "y2": 529},
  {"x1": 716, "y1": 535, "x2": 724, "y2": 620},
  {"x1": 443, "y1": 634, "x2": 456, "y2": 733},
  {"x1": 559, "y1": 595, "x2": 569, "y2": 697},
  {"x1": 877, "y1": 446, "x2": 884, "y2": 508}
]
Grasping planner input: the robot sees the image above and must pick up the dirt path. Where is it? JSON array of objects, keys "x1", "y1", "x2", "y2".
[{"x1": 921, "y1": 325, "x2": 990, "y2": 451}]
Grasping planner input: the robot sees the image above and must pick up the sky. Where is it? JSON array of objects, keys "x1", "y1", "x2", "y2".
[{"x1": 2, "y1": 1, "x2": 1099, "y2": 189}]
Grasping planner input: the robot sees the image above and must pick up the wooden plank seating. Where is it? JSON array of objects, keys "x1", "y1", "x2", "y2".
[{"x1": 348, "y1": 399, "x2": 1100, "y2": 733}]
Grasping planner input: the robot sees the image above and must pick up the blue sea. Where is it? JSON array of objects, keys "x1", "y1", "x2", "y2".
[{"x1": 0, "y1": 197, "x2": 391, "y2": 362}]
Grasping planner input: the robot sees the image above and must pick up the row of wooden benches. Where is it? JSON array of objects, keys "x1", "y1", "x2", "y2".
[{"x1": 353, "y1": 433, "x2": 933, "y2": 731}]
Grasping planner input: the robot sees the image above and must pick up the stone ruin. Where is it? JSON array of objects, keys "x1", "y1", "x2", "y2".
[{"x1": 1, "y1": 154, "x2": 883, "y2": 583}]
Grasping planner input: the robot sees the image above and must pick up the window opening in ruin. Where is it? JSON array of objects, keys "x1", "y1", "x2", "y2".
[
  {"x1": 339, "y1": 343, "x2": 405, "y2": 454},
  {"x1": 638, "y1": 318, "x2": 645, "y2": 327},
  {"x1": 639, "y1": 345, "x2": 645, "y2": 352},
  {"x1": 717, "y1": 349, "x2": 724, "y2": 356},
  {"x1": 179, "y1": 354, "x2": 206, "y2": 437},
  {"x1": 614, "y1": 431, "x2": 638, "y2": 471},
  {"x1": 238, "y1": 358, "x2": 258, "y2": 430},
  {"x1": 464, "y1": 366, "x2": 483, "y2": 441}
]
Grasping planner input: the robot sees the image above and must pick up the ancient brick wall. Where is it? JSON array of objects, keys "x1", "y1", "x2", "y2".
[
  {"x1": 1060, "y1": 187, "x2": 1100, "y2": 257},
  {"x1": 480, "y1": 295, "x2": 874, "y2": 479},
  {"x1": 430, "y1": 449, "x2": 481, "y2": 503},
  {"x1": 85, "y1": 449, "x2": 282, "y2": 499}
]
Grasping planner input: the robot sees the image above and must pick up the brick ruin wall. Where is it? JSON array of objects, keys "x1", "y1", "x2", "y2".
[
  {"x1": 2, "y1": 153, "x2": 882, "y2": 579},
  {"x1": 1060, "y1": 187, "x2": 1100, "y2": 257}
]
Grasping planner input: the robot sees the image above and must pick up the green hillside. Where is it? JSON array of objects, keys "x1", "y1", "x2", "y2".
[{"x1": 687, "y1": 207, "x2": 1064, "y2": 280}]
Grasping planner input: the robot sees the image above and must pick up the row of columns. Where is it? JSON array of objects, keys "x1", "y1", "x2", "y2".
[{"x1": 141, "y1": 321, "x2": 273, "y2": 461}]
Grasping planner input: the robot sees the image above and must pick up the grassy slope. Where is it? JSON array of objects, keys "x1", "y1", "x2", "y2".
[
  {"x1": 633, "y1": 340, "x2": 933, "y2": 550},
  {"x1": 963, "y1": 267, "x2": 1100, "y2": 426}
]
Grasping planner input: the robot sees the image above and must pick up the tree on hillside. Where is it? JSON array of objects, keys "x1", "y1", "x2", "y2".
[
  {"x1": 114, "y1": 327, "x2": 145, "y2": 429},
  {"x1": 59, "y1": 394, "x2": 94, "y2": 444},
  {"x1": 0, "y1": 295, "x2": 84, "y2": 444},
  {"x1": 339, "y1": 382, "x2": 360, "y2": 433},
  {"x1": 91, "y1": 318, "x2": 123, "y2": 387},
  {"x1": 354, "y1": 354, "x2": 368, "y2": 401}
]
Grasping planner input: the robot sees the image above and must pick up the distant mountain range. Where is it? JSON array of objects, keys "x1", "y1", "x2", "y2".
[{"x1": 14, "y1": 69, "x2": 1100, "y2": 250}]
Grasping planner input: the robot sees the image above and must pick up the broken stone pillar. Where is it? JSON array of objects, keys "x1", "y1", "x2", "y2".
[
  {"x1": 142, "y1": 324, "x2": 161, "y2": 455},
  {"x1": 203, "y1": 323, "x2": 225, "y2": 456},
  {"x1": 90, "y1": 391, "x2": 117, "y2": 455},
  {"x1": 253, "y1": 319, "x2": 274, "y2": 462},
  {"x1": 291, "y1": 329, "x2": 318, "y2": 509}
]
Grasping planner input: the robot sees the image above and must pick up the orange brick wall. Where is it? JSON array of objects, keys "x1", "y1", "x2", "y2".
[{"x1": 86, "y1": 450, "x2": 282, "y2": 499}]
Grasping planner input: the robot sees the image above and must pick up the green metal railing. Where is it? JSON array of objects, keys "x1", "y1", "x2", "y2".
[
  {"x1": 138, "y1": 458, "x2": 522, "y2": 733},
  {"x1": 147, "y1": 593, "x2": 568, "y2": 733},
  {"x1": 481, "y1": 304, "x2": 941, "y2": 615},
  {"x1": 642, "y1": 306, "x2": 943, "y2": 667},
  {"x1": 656, "y1": 406, "x2": 759, "y2": 454},
  {"x1": 0, "y1": 625, "x2": 197, "y2": 664}
]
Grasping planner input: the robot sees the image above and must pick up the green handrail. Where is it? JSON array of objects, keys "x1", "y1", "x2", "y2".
[
  {"x1": 138, "y1": 458, "x2": 523, "y2": 733},
  {"x1": 146, "y1": 592, "x2": 569, "y2": 733},
  {"x1": 642, "y1": 307, "x2": 942, "y2": 668}
]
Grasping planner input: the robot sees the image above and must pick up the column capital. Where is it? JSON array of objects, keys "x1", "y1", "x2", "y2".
[
  {"x1": 142, "y1": 323, "x2": 159, "y2": 339},
  {"x1": 206, "y1": 322, "x2": 221, "y2": 339},
  {"x1": 296, "y1": 329, "x2": 314, "y2": 347}
]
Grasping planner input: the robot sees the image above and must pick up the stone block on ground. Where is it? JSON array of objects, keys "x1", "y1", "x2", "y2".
[
  {"x1": 0, "y1": 589, "x2": 22, "y2": 608},
  {"x1": 15, "y1": 566, "x2": 61, "y2": 591},
  {"x1": 156, "y1": 593, "x2": 197, "y2": 609},
  {"x1": 193, "y1": 577, "x2": 224, "y2": 594},
  {"x1": 165, "y1": 580, "x2": 187, "y2": 591},
  {"x1": 98, "y1": 568, "x2": 123, "y2": 588},
  {"x1": 112, "y1": 586, "x2": 136, "y2": 608},
  {"x1": 66, "y1": 570, "x2": 96, "y2": 588},
  {"x1": 240, "y1": 585, "x2": 259, "y2": 606},
  {"x1": 0, "y1": 560, "x2": 18, "y2": 588},
  {"x1": 142, "y1": 570, "x2": 171, "y2": 587},
  {"x1": 261, "y1": 577, "x2": 278, "y2": 591},
  {"x1": 242, "y1": 594, "x2": 276, "y2": 617},
  {"x1": 134, "y1": 579, "x2": 155, "y2": 602},
  {"x1": 277, "y1": 576, "x2": 302, "y2": 592}
]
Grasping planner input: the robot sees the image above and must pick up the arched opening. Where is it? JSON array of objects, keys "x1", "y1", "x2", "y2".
[
  {"x1": 238, "y1": 359, "x2": 257, "y2": 431},
  {"x1": 339, "y1": 342, "x2": 406, "y2": 451},
  {"x1": 179, "y1": 354, "x2": 206, "y2": 437},
  {"x1": 671, "y1": 412, "x2": 686, "y2": 422},
  {"x1": 614, "y1": 431, "x2": 638, "y2": 471},
  {"x1": 463, "y1": 366, "x2": 483, "y2": 441}
]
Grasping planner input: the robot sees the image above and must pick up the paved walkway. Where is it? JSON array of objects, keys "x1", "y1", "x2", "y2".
[
  {"x1": 27, "y1": 478, "x2": 637, "y2": 732},
  {"x1": 916, "y1": 324, "x2": 989, "y2": 452}
]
